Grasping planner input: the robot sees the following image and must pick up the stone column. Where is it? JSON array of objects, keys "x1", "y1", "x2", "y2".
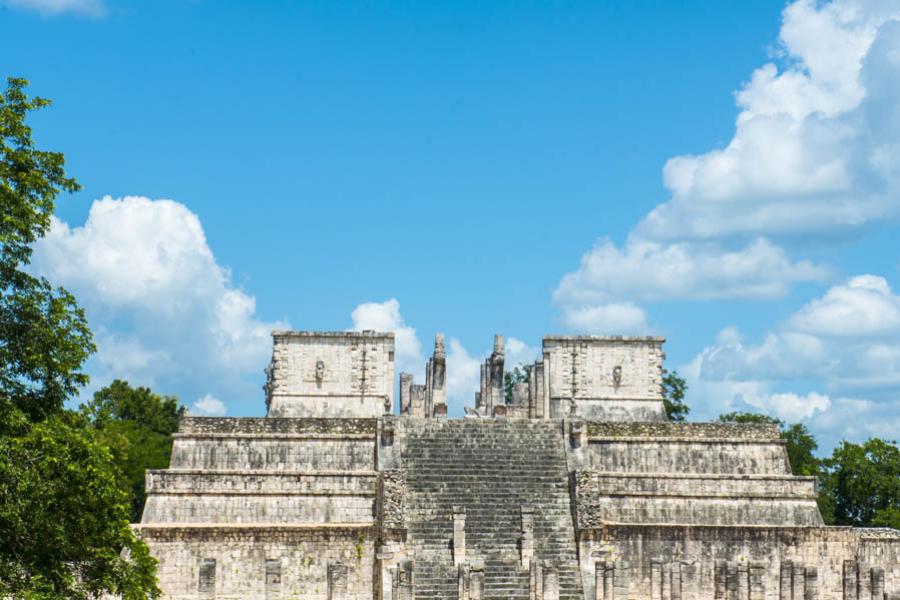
[
  {"x1": 735, "y1": 562, "x2": 748, "y2": 600},
  {"x1": 749, "y1": 563, "x2": 766, "y2": 600},
  {"x1": 595, "y1": 561, "x2": 614, "y2": 600},
  {"x1": 265, "y1": 558, "x2": 281, "y2": 600},
  {"x1": 651, "y1": 559, "x2": 663, "y2": 600},
  {"x1": 478, "y1": 364, "x2": 488, "y2": 414},
  {"x1": 521, "y1": 506, "x2": 534, "y2": 566},
  {"x1": 470, "y1": 568, "x2": 484, "y2": 600},
  {"x1": 489, "y1": 335, "x2": 505, "y2": 412},
  {"x1": 453, "y1": 507, "x2": 466, "y2": 567},
  {"x1": 727, "y1": 562, "x2": 738, "y2": 600},
  {"x1": 671, "y1": 561, "x2": 682, "y2": 600},
  {"x1": 399, "y1": 373, "x2": 412, "y2": 415},
  {"x1": 394, "y1": 561, "x2": 414, "y2": 600},
  {"x1": 458, "y1": 564, "x2": 470, "y2": 600},
  {"x1": 871, "y1": 567, "x2": 884, "y2": 600},
  {"x1": 198, "y1": 558, "x2": 216, "y2": 598},
  {"x1": 780, "y1": 561, "x2": 793, "y2": 600},
  {"x1": 804, "y1": 566, "x2": 817, "y2": 600},
  {"x1": 843, "y1": 560, "x2": 858, "y2": 600},
  {"x1": 431, "y1": 334, "x2": 446, "y2": 411},
  {"x1": 542, "y1": 563, "x2": 559, "y2": 600},
  {"x1": 327, "y1": 562, "x2": 348, "y2": 600},
  {"x1": 530, "y1": 559, "x2": 542, "y2": 600},
  {"x1": 715, "y1": 560, "x2": 728, "y2": 600},
  {"x1": 662, "y1": 562, "x2": 671, "y2": 600},
  {"x1": 410, "y1": 385, "x2": 426, "y2": 418},
  {"x1": 792, "y1": 564, "x2": 805, "y2": 600}
]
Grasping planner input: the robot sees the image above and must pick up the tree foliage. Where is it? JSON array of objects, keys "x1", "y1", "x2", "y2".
[
  {"x1": 504, "y1": 364, "x2": 530, "y2": 404},
  {"x1": 661, "y1": 371, "x2": 689, "y2": 422},
  {"x1": 0, "y1": 77, "x2": 159, "y2": 598},
  {"x1": 0, "y1": 412, "x2": 159, "y2": 599},
  {"x1": 819, "y1": 438, "x2": 900, "y2": 529},
  {"x1": 83, "y1": 380, "x2": 185, "y2": 521},
  {"x1": 0, "y1": 77, "x2": 94, "y2": 422}
]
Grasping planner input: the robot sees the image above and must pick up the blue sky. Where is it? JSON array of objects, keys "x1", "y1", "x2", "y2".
[{"x1": 3, "y1": 0, "x2": 899, "y2": 451}]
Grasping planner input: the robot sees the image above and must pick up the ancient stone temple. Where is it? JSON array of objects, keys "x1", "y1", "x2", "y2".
[{"x1": 137, "y1": 330, "x2": 900, "y2": 599}]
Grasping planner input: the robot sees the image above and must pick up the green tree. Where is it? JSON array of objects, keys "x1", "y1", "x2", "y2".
[
  {"x1": 0, "y1": 412, "x2": 159, "y2": 599},
  {"x1": 717, "y1": 412, "x2": 820, "y2": 476},
  {"x1": 0, "y1": 77, "x2": 159, "y2": 598},
  {"x1": 781, "y1": 422, "x2": 820, "y2": 477},
  {"x1": 661, "y1": 371, "x2": 689, "y2": 422},
  {"x1": 0, "y1": 77, "x2": 94, "y2": 422},
  {"x1": 819, "y1": 438, "x2": 900, "y2": 529},
  {"x1": 504, "y1": 364, "x2": 530, "y2": 404},
  {"x1": 83, "y1": 380, "x2": 185, "y2": 521}
]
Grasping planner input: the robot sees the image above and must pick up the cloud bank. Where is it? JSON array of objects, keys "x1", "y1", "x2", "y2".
[
  {"x1": 555, "y1": 0, "x2": 900, "y2": 333},
  {"x1": 33, "y1": 196, "x2": 287, "y2": 415},
  {"x1": 5, "y1": 0, "x2": 106, "y2": 17},
  {"x1": 687, "y1": 275, "x2": 900, "y2": 447}
]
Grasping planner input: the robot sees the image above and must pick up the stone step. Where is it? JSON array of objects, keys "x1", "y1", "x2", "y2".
[{"x1": 397, "y1": 419, "x2": 584, "y2": 599}]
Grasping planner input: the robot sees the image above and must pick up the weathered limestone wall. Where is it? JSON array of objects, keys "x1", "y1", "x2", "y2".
[
  {"x1": 574, "y1": 472, "x2": 822, "y2": 527},
  {"x1": 578, "y1": 525, "x2": 900, "y2": 600},
  {"x1": 543, "y1": 336, "x2": 667, "y2": 420},
  {"x1": 266, "y1": 331, "x2": 395, "y2": 418},
  {"x1": 142, "y1": 494, "x2": 375, "y2": 524},
  {"x1": 138, "y1": 525, "x2": 375, "y2": 600},
  {"x1": 568, "y1": 420, "x2": 900, "y2": 598},
  {"x1": 169, "y1": 436, "x2": 374, "y2": 471},
  {"x1": 579, "y1": 422, "x2": 790, "y2": 475},
  {"x1": 141, "y1": 417, "x2": 379, "y2": 599},
  {"x1": 168, "y1": 418, "x2": 377, "y2": 471},
  {"x1": 570, "y1": 422, "x2": 818, "y2": 527},
  {"x1": 146, "y1": 470, "x2": 377, "y2": 494}
]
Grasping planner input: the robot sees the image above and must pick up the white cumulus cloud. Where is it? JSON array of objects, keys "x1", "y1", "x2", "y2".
[
  {"x1": 5, "y1": 0, "x2": 105, "y2": 17},
  {"x1": 687, "y1": 273, "x2": 900, "y2": 448},
  {"x1": 32, "y1": 196, "x2": 287, "y2": 413},
  {"x1": 560, "y1": 303, "x2": 649, "y2": 335},
  {"x1": 788, "y1": 274, "x2": 900, "y2": 336},
  {"x1": 555, "y1": 238, "x2": 826, "y2": 306},
  {"x1": 349, "y1": 298, "x2": 424, "y2": 378},
  {"x1": 191, "y1": 394, "x2": 227, "y2": 416},
  {"x1": 640, "y1": 1, "x2": 900, "y2": 241},
  {"x1": 446, "y1": 338, "x2": 482, "y2": 412},
  {"x1": 555, "y1": 0, "x2": 900, "y2": 330}
]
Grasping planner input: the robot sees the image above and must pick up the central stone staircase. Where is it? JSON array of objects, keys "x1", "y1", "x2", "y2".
[{"x1": 399, "y1": 419, "x2": 584, "y2": 599}]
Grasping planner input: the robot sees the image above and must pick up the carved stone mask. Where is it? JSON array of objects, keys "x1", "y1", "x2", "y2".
[
  {"x1": 315, "y1": 360, "x2": 325, "y2": 381},
  {"x1": 612, "y1": 365, "x2": 622, "y2": 388}
]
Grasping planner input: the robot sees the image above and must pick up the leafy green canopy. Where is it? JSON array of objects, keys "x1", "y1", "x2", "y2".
[
  {"x1": 0, "y1": 77, "x2": 159, "y2": 598},
  {"x1": 0, "y1": 412, "x2": 159, "y2": 599},
  {"x1": 504, "y1": 364, "x2": 530, "y2": 404},
  {"x1": 662, "y1": 371, "x2": 689, "y2": 422},
  {"x1": 819, "y1": 438, "x2": 900, "y2": 529},
  {"x1": 83, "y1": 380, "x2": 186, "y2": 522},
  {"x1": 0, "y1": 77, "x2": 94, "y2": 422}
]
